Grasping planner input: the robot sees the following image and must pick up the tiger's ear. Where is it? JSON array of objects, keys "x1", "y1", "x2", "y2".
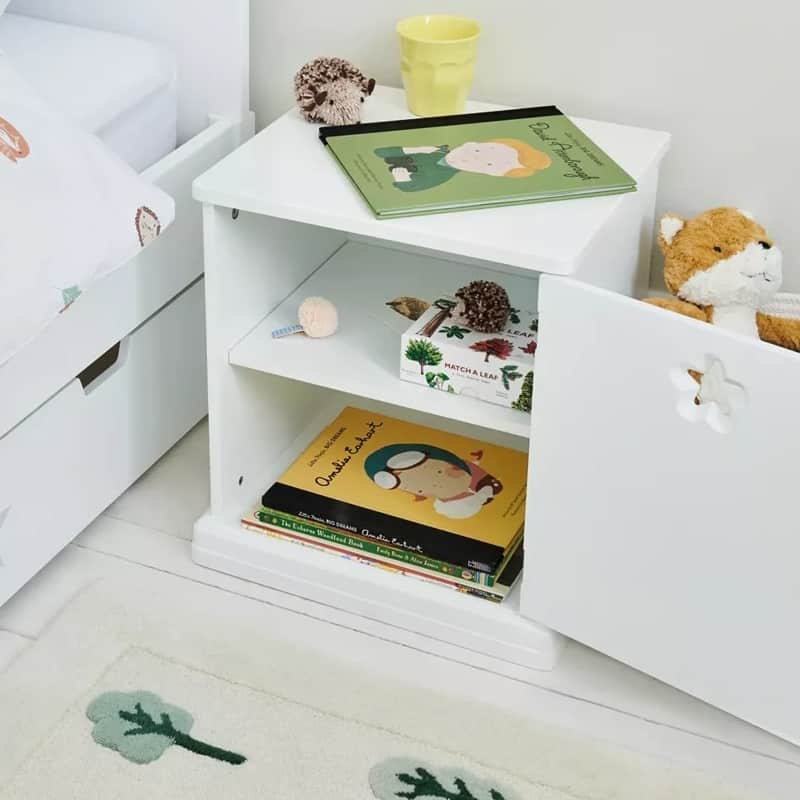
[{"x1": 658, "y1": 214, "x2": 685, "y2": 250}]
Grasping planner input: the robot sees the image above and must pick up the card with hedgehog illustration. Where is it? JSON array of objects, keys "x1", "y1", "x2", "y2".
[
  {"x1": 319, "y1": 105, "x2": 635, "y2": 218},
  {"x1": 400, "y1": 295, "x2": 538, "y2": 412},
  {"x1": 260, "y1": 407, "x2": 527, "y2": 573}
]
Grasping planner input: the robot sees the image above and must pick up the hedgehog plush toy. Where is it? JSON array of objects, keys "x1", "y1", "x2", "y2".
[{"x1": 294, "y1": 57, "x2": 376, "y2": 126}]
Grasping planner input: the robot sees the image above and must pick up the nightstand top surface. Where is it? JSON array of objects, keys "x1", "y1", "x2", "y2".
[{"x1": 194, "y1": 87, "x2": 669, "y2": 273}]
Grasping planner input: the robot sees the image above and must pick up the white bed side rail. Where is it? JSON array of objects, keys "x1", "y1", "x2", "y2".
[{"x1": 8, "y1": 0, "x2": 250, "y2": 143}]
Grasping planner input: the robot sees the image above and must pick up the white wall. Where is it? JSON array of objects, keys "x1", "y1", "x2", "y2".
[{"x1": 252, "y1": 0, "x2": 799, "y2": 289}]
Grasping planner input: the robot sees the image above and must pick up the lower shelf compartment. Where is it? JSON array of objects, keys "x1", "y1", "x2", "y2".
[
  {"x1": 194, "y1": 515, "x2": 561, "y2": 671},
  {"x1": 193, "y1": 400, "x2": 563, "y2": 672}
]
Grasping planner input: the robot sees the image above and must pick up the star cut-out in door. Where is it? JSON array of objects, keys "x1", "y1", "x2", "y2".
[{"x1": 671, "y1": 357, "x2": 746, "y2": 434}]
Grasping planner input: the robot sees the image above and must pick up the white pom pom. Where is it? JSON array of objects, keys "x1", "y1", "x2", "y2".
[{"x1": 298, "y1": 296, "x2": 338, "y2": 338}]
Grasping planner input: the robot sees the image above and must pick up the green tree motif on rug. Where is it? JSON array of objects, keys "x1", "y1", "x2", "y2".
[
  {"x1": 370, "y1": 758, "x2": 520, "y2": 800},
  {"x1": 396, "y1": 766, "x2": 506, "y2": 799},
  {"x1": 87, "y1": 690, "x2": 246, "y2": 766}
]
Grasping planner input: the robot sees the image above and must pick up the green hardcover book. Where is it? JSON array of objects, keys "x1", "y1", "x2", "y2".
[
  {"x1": 243, "y1": 516, "x2": 524, "y2": 603},
  {"x1": 253, "y1": 507, "x2": 519, "y2": 588},
  {"x1": 319, "y1": 106, "x2": 636, "y2": 218}
]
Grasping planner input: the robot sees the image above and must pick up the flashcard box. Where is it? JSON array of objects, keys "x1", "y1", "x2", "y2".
[{"x1": 400, "y1": 297, "x2": 537, "y2": 412}]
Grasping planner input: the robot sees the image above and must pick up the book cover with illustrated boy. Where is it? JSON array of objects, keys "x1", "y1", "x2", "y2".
[
  {"x1": 260, "y1": 406, "x2": 528, "y2": 573},
  {"x1": 320, "y1": 106, "x2": 636, "y2": 218}
]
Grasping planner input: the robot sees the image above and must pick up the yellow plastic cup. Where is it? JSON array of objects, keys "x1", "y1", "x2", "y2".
[{"x1": 397, "y1": 15, "x2": 481, "y2": 117}]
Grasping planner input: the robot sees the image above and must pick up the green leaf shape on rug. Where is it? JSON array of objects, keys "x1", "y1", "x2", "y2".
[
  {"x1": 87, "y1": 690, "x2": 246, "y2": 766},
  {"x1": 370, "y1": 758, "x2": 520, "y2": 800}
]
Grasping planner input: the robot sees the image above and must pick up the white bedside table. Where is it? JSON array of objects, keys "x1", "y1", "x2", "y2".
[{"x1": 191, "y1": 86, "x2": 670, "y2": 678}]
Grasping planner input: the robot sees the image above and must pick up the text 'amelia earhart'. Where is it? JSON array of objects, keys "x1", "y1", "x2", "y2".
[{"x1": 315, "y1": 420, "x2": 384, "y2": 487}]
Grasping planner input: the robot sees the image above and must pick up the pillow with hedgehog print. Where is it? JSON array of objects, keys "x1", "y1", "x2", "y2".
[{"x1": 0, "y1": 51, "x2": 175, "y2": 366}]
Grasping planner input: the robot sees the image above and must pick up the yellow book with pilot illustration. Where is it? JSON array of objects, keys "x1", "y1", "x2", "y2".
[{"x1": 259, "y1": 406, "x2": 528, "y2": 573}]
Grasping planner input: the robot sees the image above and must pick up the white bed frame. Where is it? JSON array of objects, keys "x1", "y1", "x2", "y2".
[{"x1": 0, "y1": 0, "x2": 253, "y2": 604}]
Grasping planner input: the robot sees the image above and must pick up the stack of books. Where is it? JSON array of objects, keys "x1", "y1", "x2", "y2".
[{"x1": 243, "y1": 406, "x2": 527, "y2": 603}]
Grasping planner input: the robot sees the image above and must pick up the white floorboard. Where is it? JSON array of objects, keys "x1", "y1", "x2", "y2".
[
  {"x1": 103, "y1": 419, "x2": 209, "y2": 541},
  {"x1": 1, "y1": 419, "x2": 799, "y2": 797},
  {"x1": 0, "y1": 630, "x2": 29, "y2": 671}
]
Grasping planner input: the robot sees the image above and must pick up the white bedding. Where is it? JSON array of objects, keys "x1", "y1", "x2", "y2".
[
  {"x1": 0, "y1": 51, "x2": 175, "y2": 367},
  {"x1": 0, "y1": 13, "x2": 177, "y2": 170}
]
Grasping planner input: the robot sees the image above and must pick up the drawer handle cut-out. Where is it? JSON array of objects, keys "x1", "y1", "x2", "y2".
[
  {"x1": 78, "y1": 342, "x2": 122, "y2": 389},
  {"x1": 671, "y1": 357, "x2": 746, "y2": 434}
]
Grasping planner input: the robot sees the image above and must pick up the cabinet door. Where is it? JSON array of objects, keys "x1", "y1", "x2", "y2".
[{"x1": 522, "y1": 275, "x2": 800, "y2": 744}]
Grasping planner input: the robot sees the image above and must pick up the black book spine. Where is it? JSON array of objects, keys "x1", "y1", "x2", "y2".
[
  {"x1": 496, "y1": 541, "x2": 524, "y2": 589},
  {"x1": 319, "y1": 105, "x2": 563, "y2": 144},
  {"x1": 262, "y1": 482, "x2": 507, "y2": 574}
]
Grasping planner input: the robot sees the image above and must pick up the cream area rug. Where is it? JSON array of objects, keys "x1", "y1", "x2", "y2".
[{"x1": 0, "y1": 573, "x2": 754, "y2": 799}]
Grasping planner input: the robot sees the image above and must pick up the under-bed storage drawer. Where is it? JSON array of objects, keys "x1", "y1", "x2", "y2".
[
  {"x1": 521, "y1": 275, "x2": 800, "y2": 743},
  {"x1": 0, "y1": 280, "x2": 207, "y2": 605}
]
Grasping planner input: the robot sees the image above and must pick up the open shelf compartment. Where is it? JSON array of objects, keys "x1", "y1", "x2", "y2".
[
  {"x1": 229, "y1": 240, "x2": 538, "y2": 439},
  {"x1": 194, "y1": 391, "x2": 562, "y2": 672}
]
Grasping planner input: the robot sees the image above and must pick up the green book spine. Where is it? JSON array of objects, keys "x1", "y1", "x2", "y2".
[
  {"x1": 245, "y1": 520, "x2": 504, "y2": 604},
  {"x1": 255, "y1": 508, "x2": 494, "y2": 587}
]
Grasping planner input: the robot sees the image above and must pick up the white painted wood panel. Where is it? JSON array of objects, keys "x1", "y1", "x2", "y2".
[
  {"x1": 0, "y1": 281, "x2": 207, "y2": 607},
  {"x1": 201, "y1": 207, "x2": 346, "y2": 518},
  {"x1": 193, "y1": 87, "x2": 669, "y2": 274},
  {"x1": 522, "y1": 275, "x2": 800, "y2": 745}
]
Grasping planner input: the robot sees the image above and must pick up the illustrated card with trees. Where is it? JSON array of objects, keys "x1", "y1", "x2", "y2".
[{"x1": 400, "y1": 294, "x2": 537, "y2": 412}]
